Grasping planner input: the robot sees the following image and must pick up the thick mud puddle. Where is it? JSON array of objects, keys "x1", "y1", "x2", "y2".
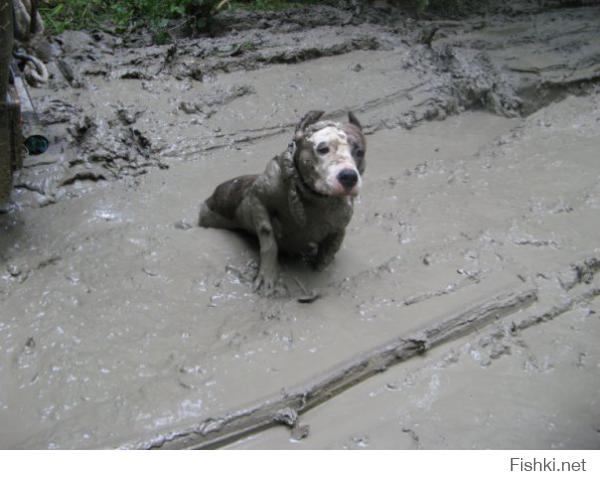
[{"x1": 1, "y1": 2, "x2": 600, "y2": 448}]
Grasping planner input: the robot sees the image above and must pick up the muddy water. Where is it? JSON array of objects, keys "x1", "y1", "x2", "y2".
[{"x1": 1, "y1": 2, "x2": 600, "y2": 448}]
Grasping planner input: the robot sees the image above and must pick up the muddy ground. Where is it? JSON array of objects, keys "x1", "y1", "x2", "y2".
[{"x1": 1, "y1": 0, "x2": 600, "y2": 448}]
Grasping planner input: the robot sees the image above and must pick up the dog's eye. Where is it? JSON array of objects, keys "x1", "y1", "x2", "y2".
[
  {"x1": 316, "y1": 144, "x2": 329, "y2": 155},
  {"x1": 350, "y1": 142, "x2": 364, "y2": 159},
  {"x1": 352, "y1": 145, "x2": 365, "y2": 158}
]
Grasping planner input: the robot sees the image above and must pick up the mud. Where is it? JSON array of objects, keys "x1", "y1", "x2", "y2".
[
  {"x1": 1, "y1": 1, "x2": 600, "y2": 449},
  {"x1": 229, "y1": 292, "x2": 600, "y2": 449},
  {"x1": 7, "y1": 2, "x2": 599, "y2": 210}
]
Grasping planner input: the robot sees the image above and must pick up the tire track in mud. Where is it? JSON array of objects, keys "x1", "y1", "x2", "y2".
[{"x1": 165, "y1": 82, "x2": 431, "y2": 158}]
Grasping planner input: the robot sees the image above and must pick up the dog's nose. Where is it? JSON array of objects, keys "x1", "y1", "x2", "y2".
[{"x1": 337, "y1": 169, "x2": 359, "y2": 190}]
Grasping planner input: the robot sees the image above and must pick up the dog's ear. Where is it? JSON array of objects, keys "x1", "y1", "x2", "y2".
[
  {"x1": 295, "y1": 110, "x2": 325, "y2": 136},
  {"x1": 348, "y1": 111, "x2": 362, "y2": 130}
]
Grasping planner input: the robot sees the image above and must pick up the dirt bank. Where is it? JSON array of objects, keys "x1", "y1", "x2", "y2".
[{"x1": 1, "y1": 1, "x2": 599, "y2": 448}]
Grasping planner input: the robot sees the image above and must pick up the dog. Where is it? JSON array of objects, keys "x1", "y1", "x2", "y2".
[{"x1": 198, "y1": 111, "x2": 366, "y2": 295}]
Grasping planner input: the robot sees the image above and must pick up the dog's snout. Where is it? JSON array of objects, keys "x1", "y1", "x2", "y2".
[{"x1": 337, "y1": 169, "x2": 359, "y2": 190}]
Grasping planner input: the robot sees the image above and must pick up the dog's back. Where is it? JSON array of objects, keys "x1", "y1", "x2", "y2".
[{"x1": 199, "y1": 174, "x2": 258, "y2": 228}]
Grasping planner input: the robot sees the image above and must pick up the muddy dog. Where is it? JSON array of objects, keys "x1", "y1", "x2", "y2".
[{"x1": 199, "y1": 111, "x2": 366, "y2": 295}]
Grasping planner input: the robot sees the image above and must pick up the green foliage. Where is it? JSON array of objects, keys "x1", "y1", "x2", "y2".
[
  {"x1": 40, "y1": 0, "x2": 325, "y2": 36},
  {"x1": 40, "y1": 0, "x2": 224, "y2": 38},
  {"x1": 40, "y1": 1, "x2": 471, "y2": 40},
  {"x1": 416, "y1": 0, "x2": 430, "y2": 11}
]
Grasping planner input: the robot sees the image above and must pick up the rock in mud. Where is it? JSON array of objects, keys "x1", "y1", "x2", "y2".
[{"x1": 116, "y1": 104, "x2": 146, "y2": 125}]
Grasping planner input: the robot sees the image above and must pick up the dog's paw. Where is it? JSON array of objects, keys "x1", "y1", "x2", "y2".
[
  {"x1": 313, "y1": 262, "x2": 327, "y2": 272},
  {"x1": 253, "y1": 270, "x2": 278, "y2": 296},
  {"x1": 312, "y1": 255, "x2": 334, "y2": 272}
]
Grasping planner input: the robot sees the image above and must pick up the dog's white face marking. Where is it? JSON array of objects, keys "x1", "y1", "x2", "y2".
[{"x1": 307, "y1": 126, "x2": 362, "y2": 197}]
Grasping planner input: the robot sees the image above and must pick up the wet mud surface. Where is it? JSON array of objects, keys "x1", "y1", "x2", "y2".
[{"x1": 1, "y1": 1, "x2": 600, "y2": 448}]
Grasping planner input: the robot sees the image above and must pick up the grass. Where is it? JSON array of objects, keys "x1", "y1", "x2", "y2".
[
  {"x1": 40, "y1": 0, "x2": 225, "y2": 35},
  {"x1": 40, "y1": 0, "x2": 322, "y2": 35},
  {"x1": 40, "y1": 1, "x2": 469, "y2": 38}
]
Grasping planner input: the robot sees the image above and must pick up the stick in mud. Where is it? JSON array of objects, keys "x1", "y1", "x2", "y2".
[{"x1": 125, "y1": 285, "x2": 538, "y2": 449}]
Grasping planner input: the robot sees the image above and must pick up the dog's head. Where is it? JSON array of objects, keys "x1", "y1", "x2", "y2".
[{"x1": 292, "y1": 110, "x2": 366, "y2": 197}]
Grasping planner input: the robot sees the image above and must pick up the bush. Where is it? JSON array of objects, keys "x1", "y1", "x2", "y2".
[{"x1": 41, "y1": 0, "x2": 226, "y2": 36}]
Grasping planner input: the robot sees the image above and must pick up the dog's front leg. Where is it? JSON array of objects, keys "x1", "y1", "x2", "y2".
[
  {"x1": 248, "y1": 197, "x2": 279, "y2": 295},
  {"x1": 314, "y1": 231, "x2": 345, "y2": 271}
]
